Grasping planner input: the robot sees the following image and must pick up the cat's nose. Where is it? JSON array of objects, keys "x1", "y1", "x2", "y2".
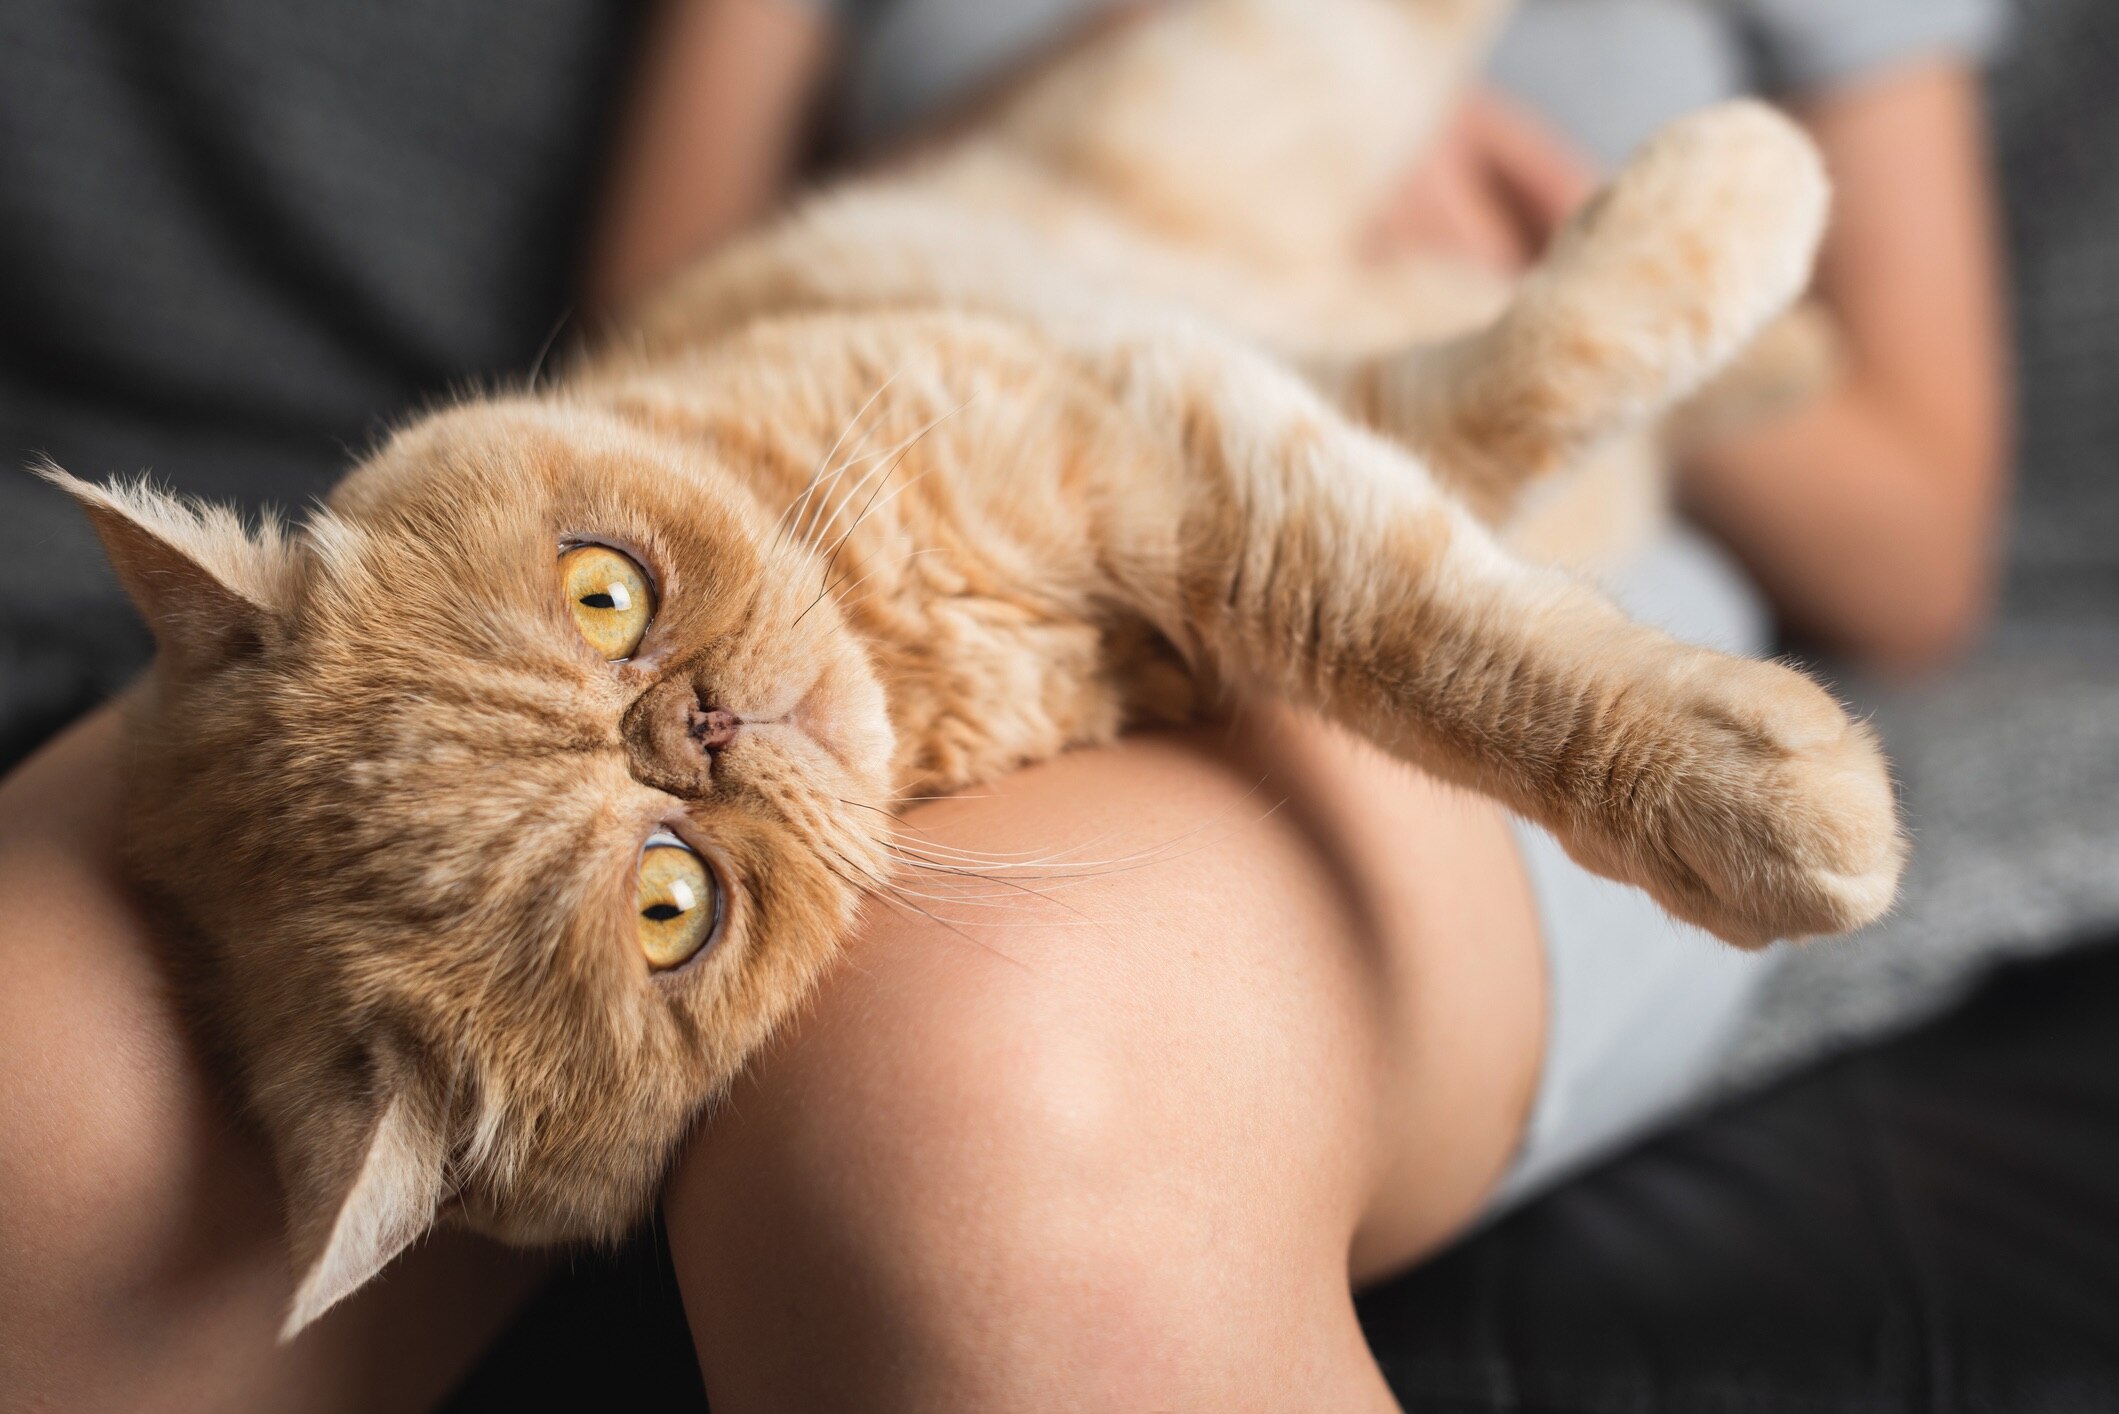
[
  {"x1": 621, "y1": 680, "x2": 736, "y2": 794},
  {"x1": 688, "y1": 704, "x2": 740, "y2": 752}
]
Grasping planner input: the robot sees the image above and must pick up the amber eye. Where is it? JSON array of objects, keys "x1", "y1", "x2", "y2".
[
  {"x1": 636, "y1": 832, "x2": 719, "y2": 970},
  {"x1": 560, "y1": 543, "x2": 654, "y2": 660}
]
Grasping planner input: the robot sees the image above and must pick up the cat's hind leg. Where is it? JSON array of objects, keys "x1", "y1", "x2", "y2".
[
  {"x1": 981, "y1": 0, "x2": 1511, "y2": 270},
  {"x1": 1087, "y1": 319, "x2": 1900, "y2": 948},
  {"x1": 1317, "y1": 101, "x2": 1831, "y2": 524}
]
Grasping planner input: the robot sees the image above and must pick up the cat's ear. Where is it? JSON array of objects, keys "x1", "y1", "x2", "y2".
[
  {"x1": 35, "y1": 466, "x2": 294, "y2": 666},
  {"x1": 277, "y1": 1075, "x2": 450, "y2": 1341}
]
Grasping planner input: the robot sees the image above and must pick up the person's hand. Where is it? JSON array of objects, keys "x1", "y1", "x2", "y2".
[{"x1": 1369, "y1": 90, "x2": 1596, "y2": 272}]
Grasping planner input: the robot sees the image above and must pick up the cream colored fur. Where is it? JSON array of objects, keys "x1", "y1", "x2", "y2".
[{"x1": 48, "y1": 0, "x2": 1899, "y2": 1336}]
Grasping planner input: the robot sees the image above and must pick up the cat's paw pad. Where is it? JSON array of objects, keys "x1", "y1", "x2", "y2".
[{"x1": 1643, "y1": 655, "x2": 1904, "y2": 950}]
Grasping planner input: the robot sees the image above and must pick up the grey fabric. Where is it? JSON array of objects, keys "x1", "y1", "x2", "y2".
[
  {"x1": 1735, "y1": 0, "x2": 2009, "y2": 95},
  {"x1": 812, "y1": 0, "x2": 2010, "y2": 169},
  {"x1": 1492, "y1": 0, "x2": 2008, "y2": 167},
  {"x1": 1715, "y1": 0, "x2": 2119, "y2": 1088},
  {"x1": 1490, "y1": 2, "x2": 1755, "y2": 167},
  {"x1": 825, "y1": 0, "x2": 1095, "y2": 152},
  {"x1": 0, "y1": 0, "x2": 645, "y2": 767}
]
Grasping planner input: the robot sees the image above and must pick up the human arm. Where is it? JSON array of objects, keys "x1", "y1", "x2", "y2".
[
  {"x1": 1680, "y1": 60, "x2": 2012, "y2": 671},
  {"x1": 584, "y1": 0, "x2": 836, "y2": 313},
  {"x1": 1373, "y1": 56, "x2": 2009, "y2": 674},
  {"x1": 1370, "y1": 88, "x2": 1596, "y2": 272}
]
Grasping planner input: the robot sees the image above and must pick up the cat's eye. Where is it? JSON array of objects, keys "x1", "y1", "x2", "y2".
[
  {"x1": 636, "y1": 832, "x2": 720, "y2": 970},
  {"x1": 560, "y1": 543, "x2": 655, "y2": 660}
]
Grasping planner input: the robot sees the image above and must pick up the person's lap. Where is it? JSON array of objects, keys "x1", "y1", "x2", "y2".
[
  {"x1": 0, "y1": 697, "x2": 1546, "y2": 1409},
  {"x1": 662, "y1": 700, "x2": 1547, "y2": 1409}
]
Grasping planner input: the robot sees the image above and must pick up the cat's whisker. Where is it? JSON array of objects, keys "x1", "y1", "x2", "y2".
[
  {"x1": 817, "y1": 849, "x2": 891, "y2": 893},
  {"x1": 796, "y1": 481, "x2": 945, "y2": 631},
  {"x1": 888, "y1": 853, "x2": 1145, "y2": 885},
  {"x1": 770, "y1": 348, "x2": 933, "y2": 551},
  {"x1": 793, "y1": 523, "x2": 944, "y2": 639},
  {"x1": 878, "y1": 872, "x2": 1104, "y2": 930},
  {"x1": 807, "y1": 547, "x2": 950, "y2": 625},
  {"x1": 775, "y1": 345, "x2": 949, "y2": 555},
  {"x1": 786, "y1": 430, "x2": 904, "y2": 552},
  {"x1": 869, "y1": 887, "x2": 1048, "y2": 965},
  {"x1": 791, "y1": 410, "x2": 965, "y2": 631},
  {"x1": 883, "y1": 863, "x2": 1081, "y2": 902},
  {"x1": 876, "y1": 791, "x2": 1290, "y2": 899},
  {"x1": 877, "y1": 815, "x2": 1123, "y2": 855},
  {"x1": 896, "y1": 859, "x2": 1110, "y2": 926},
  {"x1": 879, "y1": 879, "x2": 1072, "y2": 911},
  {"x1": 769, "y1": 411, "x2": 948, "y2": 605},
  {"x1": 526, "y1": 305, "x2": 575, "y2": 390},
  {"x1": 882, "y1": 834, "x2": 1134, "y2": 873},
  {"x1": 820, "y1": 827, "x2": 1097, "y2": 919},
  {"x1": 894, "y1": 851, "x2": 1198, "y2": 894},
  {"x1": 811, "y1": 409, "x2": 936, "y2": 496},
  {"x1": 840, "y1": 800, "x2": 1095, "y2": 863},
  {"x1": 819, "y1": 851, "x2": 1045, "y2": 968},
  {"x1": 846, "y1": 782, "x2": 1293, "y2": 892},
  {"x1": 824, "y1": 466, "x2": 936, "y2": 565},
  {"x1": 881, "y1": 775, "x2": 1279, "y2": 874},
  {"x1": 819, "y1": 403, "x2": 967, "y2": 561},
  {"x1": 794, "y1": 397, "x2": 966, "y2": 571}
]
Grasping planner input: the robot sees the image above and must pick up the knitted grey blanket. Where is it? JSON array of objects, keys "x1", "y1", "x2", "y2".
[{"x1": 1716, "y1": 0, "x2": 2119, "y2": 1089}]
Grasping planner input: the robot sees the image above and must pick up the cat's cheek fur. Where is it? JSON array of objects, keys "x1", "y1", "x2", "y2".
[{"x1": 42, "y1": 443, "x2": 895, "y2": 1336}]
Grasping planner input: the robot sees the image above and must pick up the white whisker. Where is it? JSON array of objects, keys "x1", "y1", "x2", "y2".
[{"x1": 771, "y1": 347, "x2": 933, "y2": 550}]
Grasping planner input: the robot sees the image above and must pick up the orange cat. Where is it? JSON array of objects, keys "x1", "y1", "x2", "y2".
[{"x1": 47, "y1": 0, "x2": 1900, "y2": 1337}]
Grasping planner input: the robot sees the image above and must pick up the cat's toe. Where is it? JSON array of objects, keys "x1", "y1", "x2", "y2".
[
  {"x1": 1658, "y1": 657, "x2": 1905, "y2": 950},
  {"x1": 1632, "y1": 101, "x2": 1830, "y2": 309},
  {"x1": 1576, "y1": 100, "x2": 1831, "y2": 384}
]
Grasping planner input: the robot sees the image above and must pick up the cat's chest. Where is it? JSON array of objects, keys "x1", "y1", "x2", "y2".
[
  {"x1": 861, "y1": 592, "x2": 1124, "y2": 797},
  {"x1": 854, "y1": 580, "x2": 1197, "y2": 799}
]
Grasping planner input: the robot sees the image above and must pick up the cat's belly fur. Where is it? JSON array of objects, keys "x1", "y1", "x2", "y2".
[{"x1": 630, "y1": 157, "x2": 1671, "y2": 580}]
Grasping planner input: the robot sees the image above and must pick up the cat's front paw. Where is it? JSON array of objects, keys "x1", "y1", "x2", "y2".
[
  {"x1": 1616, "y1": 654, "x2": 1905, "y2": 950},
  {"x1": 1565, "y1": 100, "x2": 1830, "y2": 394}
]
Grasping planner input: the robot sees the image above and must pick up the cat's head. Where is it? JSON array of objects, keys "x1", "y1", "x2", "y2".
[{"x1": 46, "y1": 396, "x2": 896, "y2": 1336}]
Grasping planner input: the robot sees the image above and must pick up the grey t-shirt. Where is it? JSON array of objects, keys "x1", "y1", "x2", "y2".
[
  {"x1": 820, "y1": 0, "x2": 2007, "y2": 159},
  {"x1": 1492, "y1": 0, "x2": 2006, "y2": 167}
]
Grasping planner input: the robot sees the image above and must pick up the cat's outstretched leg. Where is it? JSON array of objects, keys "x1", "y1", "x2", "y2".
[
  {"x1": 1316, "y1": 101, "x2": 1832, "y2": 524},
  {"x1": 1089, "y1": 321, "x2": 1900, "y2": 948},
  {"x1": 983, "y1": 0, "x2": 1511, "y2": 270}
]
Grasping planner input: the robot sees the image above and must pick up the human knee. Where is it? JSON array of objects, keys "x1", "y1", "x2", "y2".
[
  {"x1": 711, "y1": 910, "x2": 1391, "y2": 1325},
  {"x1": 809, "y1": 963, "x2": 1143, "y2": 1238},
  {"x1": 680, "y1": 993, "x2": 1247, "y2": 1406}
]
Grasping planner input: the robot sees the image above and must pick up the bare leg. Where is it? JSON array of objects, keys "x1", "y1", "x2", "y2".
[
  {"x1": 665, "y1": 702, "x2": 1546, "y2": 1409},
  {"x1": 0, "y1": 708, "x2": 546, "y2": 1414}
]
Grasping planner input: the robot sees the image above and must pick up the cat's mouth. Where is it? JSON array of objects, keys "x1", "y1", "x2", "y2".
[
  {"x1": 728, "y1": 680, "x2": 854, "y2": 774},
  {"x1": 761, "y1": 686, "x2": 854, "y2": 772},
  {"x1": 718, "y1": 659, "x2": 892, "y2": 791}
]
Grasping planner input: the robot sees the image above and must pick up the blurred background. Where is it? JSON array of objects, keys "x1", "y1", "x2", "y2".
[{"x1": 4, "y1": 0, "x2": 2117, "y2": 1406}]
